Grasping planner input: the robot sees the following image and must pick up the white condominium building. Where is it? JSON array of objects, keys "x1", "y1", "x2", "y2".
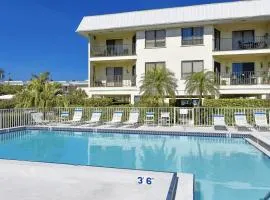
[{"x1": 77, "y1": 0, "x2": 270, "y2": 104}]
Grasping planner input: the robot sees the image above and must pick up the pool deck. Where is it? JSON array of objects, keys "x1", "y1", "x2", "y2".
[{"x1": 0, "y1": 159, "x2": 193, "y2": 200}]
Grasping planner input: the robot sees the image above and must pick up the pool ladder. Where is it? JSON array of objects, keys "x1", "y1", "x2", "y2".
[
  {"x1": 92, "y1": 128, "x2": 98, "y2": 133},
  {"x1": 226, "y1": 132, "x2": 232, "y2": 138},
  {"x1": 261, "y1": 191, "x2": 270, "y2": 200}
]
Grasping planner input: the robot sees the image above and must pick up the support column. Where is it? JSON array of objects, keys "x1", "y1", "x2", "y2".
[
  {"x1": 88, "y1": 35, "x2": 93, "y2": 88},
  {"x1": 130, "y1": 94, "x2": 135, "y2": 104}
]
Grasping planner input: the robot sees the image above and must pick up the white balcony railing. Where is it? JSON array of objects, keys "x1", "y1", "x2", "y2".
[
  {"x1": 214, "y1": 36, "x2": 270, "y2": 51},
  {"x1": 92, "y1": 75, "x2": 136, "y2": 87},
  {"x1": 215, "y1": 71, "x2": 270, "y2": 86},
  {"x1": 91, "y1": 44, "x2": 136, "y2": 57}
]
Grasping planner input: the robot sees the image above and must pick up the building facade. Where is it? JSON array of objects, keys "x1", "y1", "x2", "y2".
[{"x1": 77, "y1": 0, "x2": 270, "y2": 104}]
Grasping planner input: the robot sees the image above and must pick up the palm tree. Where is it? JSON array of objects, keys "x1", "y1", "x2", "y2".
[
  {"x1": 185, "y1": 70, "x2": 219, "y2": 106},
  {"x1": 0, "y1": 68, "x2": 5, "y2": 80},
  {"x1": 15, "y1": 72, "x2": 62, "y2": 108},
  {"x1": 140, "y1": 67, "x2": 178, "y2": 105}
]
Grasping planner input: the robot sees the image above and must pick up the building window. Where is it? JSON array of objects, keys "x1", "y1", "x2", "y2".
[
  {"x1": 181, "y1": 61, "x2": 204, "y2": 78},
  {"x1": 145, "y1": 30, "x2": 166, "y2": 48},
  {"x1": 182, "y1": 27, "x2": 204, "y2": 45},
  {"x1": 145, "y1": 62, "x2": 165, "y2": 73}
]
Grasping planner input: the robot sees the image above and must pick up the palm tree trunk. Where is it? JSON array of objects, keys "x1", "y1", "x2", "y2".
[
  {"x1": 199, "y1": 91, "x2": 204, "y2": 125},
  {"x1": 199, "y1": 93, "x2": 203, "y2": 107}
]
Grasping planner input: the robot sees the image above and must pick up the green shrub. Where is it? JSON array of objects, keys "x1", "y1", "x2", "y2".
[
  {"x1": 65, "y1": 88, "x2": 88, "y2": 106},
  {"x1": 0, "y1": 85, "x2": 23, "y2": 95},
  {"x1": 84, "y1": 98, "x2": 113, "y2": 107},
  {"x1": 203, "y1": 99, "x2": 270, "y2": 108},
  {"x1": 0, "y1": 100, "x2": 16, "y2": 109},
  {"x1": 135, "y1": 97, "x2": 169, "y2": 107}
]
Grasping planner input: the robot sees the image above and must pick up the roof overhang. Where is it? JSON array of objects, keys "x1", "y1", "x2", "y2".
[{"x1": 77, "y1": 0, "x2": 270, "y2": 37}]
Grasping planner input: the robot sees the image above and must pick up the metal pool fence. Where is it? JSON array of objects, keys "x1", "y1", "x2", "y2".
[{"x1": 0, "y1": 107, "x2": 270, "y2": 129}]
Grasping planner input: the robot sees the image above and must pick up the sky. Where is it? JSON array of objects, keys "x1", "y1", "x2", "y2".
[{"x1": 0, "y1": 0, "x2": 238, "y2": 81}]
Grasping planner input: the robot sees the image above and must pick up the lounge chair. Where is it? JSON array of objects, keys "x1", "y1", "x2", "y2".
[
  {"x1": 213, "y1": 114, "x2": 228, "y2": 131},
  {"x1": 145, "y1": 112, "x2": 155, "y2": 125},
  {"x1": 254, "y1": 111, "x2": 269, "y2": 130},
  {"x1": 179, "y1": 108, "x2": 189, "y2": 125},
  {"x1": 159, "y1": 112, "x2": 170, "y2": 126},
  {"x1": 105, "y1": 111, "x2": 123, "y2": 126},
  {"x1": 60, "y1": 111, "x2": 70, "y2": 122},
  {"x1": 234, "y1": 112, "x2": 252, "y2": 131},
  {"x1": 31, "y1": 112, "x2": 49, "y2": 125},
  {"x1": 83, "y1": 111, "x2": 102, "y2": 126},
  {"x1": 57, "y1": 108, "x2": 83, "y2": 126},
  {"x1": 123, "y1": 111, "x2": 139, "y2": 126}
]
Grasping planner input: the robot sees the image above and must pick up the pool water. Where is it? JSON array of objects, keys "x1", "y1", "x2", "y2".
[{"x1": 0, "y1": 130, "x2": 269, "y2": 200}]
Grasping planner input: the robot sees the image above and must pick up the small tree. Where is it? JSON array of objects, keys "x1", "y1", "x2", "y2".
[
  {"x1": 15, "y1": 72, "x2": 62, "y2": 108},
  {"x1": 185, "y1": 70, "x2": 219, "y2": 106},
  {"x1": 139, "y1": 67, "x2": 178, "y2": 106}
]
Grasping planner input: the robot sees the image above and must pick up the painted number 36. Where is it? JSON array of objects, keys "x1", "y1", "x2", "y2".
[{"x1": 137, "y1": 177, "x2": 153, "y2": 185}]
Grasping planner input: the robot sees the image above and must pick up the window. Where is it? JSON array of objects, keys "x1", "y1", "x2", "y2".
[
  {"x1": 182, "y1": 27, "x2": 204, "y2": 45},
  {"x1": 145, "y1": 30, "x2": 166, "y2": 48},
  {"x1": 145, "y1": 62, "x2": 165, "y2": 73},
  {"x1": 181, "y1": 61, "x2": 203, "y2": 78}
]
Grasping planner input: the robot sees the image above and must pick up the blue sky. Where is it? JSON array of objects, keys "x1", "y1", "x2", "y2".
[{"x1": 0, "y1": 0, "x2": 237, "y2": 81}]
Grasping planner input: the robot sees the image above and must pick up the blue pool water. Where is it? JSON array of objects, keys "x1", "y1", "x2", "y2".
[{"x1": 0, "y1": 130, "x2": 269, "y2": 200}]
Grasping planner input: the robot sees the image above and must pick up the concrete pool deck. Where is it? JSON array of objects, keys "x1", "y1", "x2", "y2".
[{"x1": 0, "y1": 159, "x2": 193, "y2": 200}]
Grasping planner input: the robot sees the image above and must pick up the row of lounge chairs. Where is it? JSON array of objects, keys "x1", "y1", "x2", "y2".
[
  {"x1": 31, "y1": 110, "x2": 158, "y2": 127},
  {"x1": 31, "y1": 109, "x2": 270, "y2": 131},
  {"x1": 213, "y1": 112, "x2": 269, "y2": 131}
]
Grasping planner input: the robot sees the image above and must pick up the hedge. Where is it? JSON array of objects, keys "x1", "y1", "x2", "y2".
[
  {"x1": 83, "y1": 98, "x2": 113, "y2": 107},
  {"x1": 203, "y1": 99, "x2": 270, "y2": 108},
  {"x1": 0, "y1": 100, "x2": 16, "y2": 109}
]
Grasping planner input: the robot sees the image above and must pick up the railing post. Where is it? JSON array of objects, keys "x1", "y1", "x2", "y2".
[{"x1": 173, "y1": 107, "x2": 176, "y2": 126}]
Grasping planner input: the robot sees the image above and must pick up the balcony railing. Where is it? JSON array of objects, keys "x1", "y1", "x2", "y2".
[
  {"x1": 92, "y1": 75, "x2": 136, "y2": 87},
  {"x1": 214, "y1": 36, "x2": 270, "y2": 51},
  {"x1": 91, "y1": 44, "x2": 136, "y2": 57},
  {"x1": 215, "y1": 71, "x2": 270, "y2": 86}
]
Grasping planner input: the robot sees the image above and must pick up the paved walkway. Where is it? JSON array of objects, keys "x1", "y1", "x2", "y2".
[{"x1": 0, "y1": 160, "x2": 175, "y2": 200}]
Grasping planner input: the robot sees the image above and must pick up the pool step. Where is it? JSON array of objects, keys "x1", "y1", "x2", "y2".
[
  {"x1": 175, "y1": 173, "x2": 194, "y2": 200},
  {"x1": 166, "y1": 173, "x2": 178, "y2": 200}
]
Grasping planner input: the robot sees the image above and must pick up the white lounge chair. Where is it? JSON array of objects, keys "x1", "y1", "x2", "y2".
[
  {"x1": 254, "y1": 111, "x2": 268, "y2": 130},
  {"x1": 31, "y1": 112, "x2": 49, "y2": 125},
  {"x1": 159, "y1": 112, "x2": 170, "y2": 126},
  {"x1": 58, "y1": 108, "x2": 83, "y2": 126},
  {"x1": 123, "y1": 111, "x2": 139, "y2": 126},
  {"x1": 145, "y1": 112, "x2": 155, "y2": 125},
  {"x1": 83, "y1": 111, "x2": 102, "y2": 126},
  {"x1": 179, "y1": 108, "x2": 189, "y2": 125},
  {"x1": 105, "y1": 111, "x2": 123, "y2": 126},
  {"x1": 213, "y1": 114, "x2": 228, "y2": 130},
  {"x1": 234, "y1": 113, "x2": 252, "y2": 131},
  {"x1": 60, "y1": 111, "x2": 70, "y2": 122}
]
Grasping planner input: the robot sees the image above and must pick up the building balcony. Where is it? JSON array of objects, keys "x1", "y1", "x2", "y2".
[
  {"x1": 91, "y1": 75, "x2": 136, "y2": 88},
  {"x1": 215, "y1": 71, "x2": 270, "y2": 86},
  {"x1": 91, "y1": 44, "x2": 136, "y2": 57},
  {"x1": 214, "y1": 36, "x2": 270, "y2": 52}
]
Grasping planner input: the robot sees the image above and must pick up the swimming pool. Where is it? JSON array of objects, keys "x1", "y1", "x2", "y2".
[{"x1": 0, "y1": 129, "x2": 269, "y2": 200}]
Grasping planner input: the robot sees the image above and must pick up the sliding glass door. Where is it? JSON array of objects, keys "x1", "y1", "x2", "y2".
[
  {"x1": 106, "y1": 39, "x2": 123, "y2": 56},
  {"x1": 232, "y1": 63, "x2": 255, "y2": 85},
  {"x1": 106, "y1": 67, "x2": 123, "y2": 87},
  {"x1": 232, "y1": 30, "x2": 254, "y2": 50}
]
